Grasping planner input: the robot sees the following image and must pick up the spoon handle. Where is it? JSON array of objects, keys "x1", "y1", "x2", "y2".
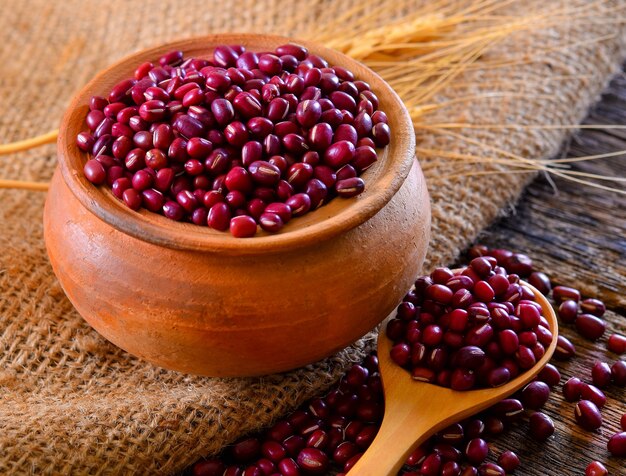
[
  {"x1": 348, "y1": 361, "x2": 477, "y2": 475},
  {"x1": 348, "y1": 398, "x2": 439, "y2": 476}
]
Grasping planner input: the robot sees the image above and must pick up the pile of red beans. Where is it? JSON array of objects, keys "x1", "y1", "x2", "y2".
[
  {"x1": 191, "y1": 356, "x2": 382, "y2": 476},
  {"x1": 187, "y1": 245, "x2": 625, "y2": 475},
  {"x1": 189, "y1": 355, "x2": 534, "y2": 476},
  {"x1": 386, "y1": 257, "x2": 553, "y2": 391},
  {"x1": 77, "y1": 44, "x2": 391, "y2": 237}
]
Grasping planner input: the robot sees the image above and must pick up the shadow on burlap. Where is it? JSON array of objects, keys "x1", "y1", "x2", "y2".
[{"x1": 0, "y1": 0, "x2": 625, "y2": 474}]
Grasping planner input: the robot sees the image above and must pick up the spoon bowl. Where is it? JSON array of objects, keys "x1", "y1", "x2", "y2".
[{"x1": 349, "y1": 280, "x2": 558, "y2": 475}]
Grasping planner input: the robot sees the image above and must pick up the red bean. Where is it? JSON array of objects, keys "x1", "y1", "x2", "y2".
[
  {"x1": 353, "y1": 112, "x2": 372, "y2": 138},
  {"x1": 474, "y1": 281, "x2": 495, "y2": 303},
  {"x1": 295, "y1": 448, "x2": 328, "y2": 474},
  {"x1": 245, "y1": 195, "x2": 267, "y2": 218},
  {"x1": 591, "y1": 361, "x2": 612, "y2": 388},
  {"x1": 192, "y1": 459, "x2": 227, "y2": 476},
  {"x1": 141, "y1": 189, "x2": 164, "y2": 212},
  {"x1": 390, "y1": 343, "x2": 410, "y2": 366},
  {"x1": 77, "y1": 132, "x2": 96, "y2": 152},
  {"x1": 174, "y1": 114, "x2": 206, "y2": 139},
  {"x1": 553, "y1": 285, "x2": 581, "y2": 303},
  {"x1": 441, "y1": 461, "x2": 461, "y2": 476},
  {"x1": 259, "y1": 203, "x2": 290, "y2": 225},
  {"x1": 557, "y1": 300, "x2": 578, "y2": 323},
  {"x1": 521, "y1": 381, "x2": 550, "y2": 409},
  {"x1": 285, "y1": 193, "x2": 311, "y2": 217},
  {"x1": 554, "y1": 335, "x2": 576, "y2": 360},
  {"x1": 528, "y1": 412, "x2": 554, "y2": 441},
  {"x1": 222, "y1": 467, "x2": 240, "y2": 476},
  {"x1": 478, "y1": 463, "x2": 505, "y2": 476},
  {"x1": 108, "y1": 78, "x2": 135, "y2": 103},
  {"x1": 335, "y1": 177, "x2": 365, "y2": 198},
  {"x1": 527, "y1": 271, "x2": 551, "y2": 294},
  {"x1": 257, "y1": 213, "x2": 282, "y2": 233},
  {"x1": 277, "y1": 457, "x2": 299, "y2": 476},
  {"x1": 323, "y1": 140, "x2": 355, "y2": 169},
  {"x1": 162, "y1": 200, "x2": 185, "y2": 222},
  {"x1": 283, "y1": 434, "x2": 306, "y2": 457},
  {"x1": 576, "y1": 314, "x2": 606, "y2": 340},
  {"x1": 501, "y1": 253, "x2": 533, "y2": 276},
  {"x1": 247, "y1": 117, "x2": 273, "y2": 139},
  {"x1": 295, "y1": 100, "x2": 322, "y2": 128},
  {"x1": 145, "y1": 148, "x2": 168, "y2": 170},
  {"x1": 372, "y1": 122, "x2": 391, "y2": 147},
  {"x1": 612, "y1": 360, "x2": 626, "y2": 386},
  {"x1": 465, "y1": 438, "x2": 489, "y2": 465},
  {"x1": 242, "y1": 465, "x2": 261, "y2": 476},
  {"x1": 537, "y1": 363, "x2": 561, "y2": 387},
  {"x1": 83, "y1": 159, "x2": 106, "y2": 184},
  {"x1": 412, "y1": 367, "x2": 436, "y2": 383},
  {"x1": 453, "y1": 346, "x2": 486, "y2": 370},
  {"x1": 405, "y1": 444, "x2": 428, "y2": 467},
  {"x1": 191, "y1": 208, "x2": 208, "y2": 226},
  {"x1": 580, "y1": 298, "x2": 606, "y2": 317},
  {"x1": 450, "y1": 368, "x2": 475, "y2": 391},
  {"x1": 497, "y1": 450, "x2": 519, "y2": 473},
  {"x1": 575, "y1": 400, "x2": 602, "y2": 431},
  {"x1": 112, "y1": 177, "x2": 131, "y2": 199},
  {"x1": 585, "y1": 461, "x2": 608, "y2": 476},
  {"x1": 465, "y1": 324, "x2": 494, "y2": 348},
  {"x1": 515, "y1": 345, "x2": 536, "y2": 370},
  {"x1": 482, "y1": 416, "x2": 504, "y2": 436},
  {"x1": 122, "y1": 188, "x2": 142, "y2": 210},
  {"x1": 207, "y1": 203, "x2": 231, "y2": 231},
  {"x1": 563, "y1": 377, "x2": 584, "y2": 402},
  {"x1": 332, "y1": 441, "x2": 358, "y2": 465},
  {"x1": 487, "y1": 367, "x2": 510, "y2": 387},
  {"x1": 159, "y1": 50, "x2": 183, "y2": 66},
  {"x1": 606, "y1": 431, "x2": 626, "y2": 457},
  {"x1": 90, "y1": 96, "x2": 108, "y2": 111},
  {"x1": 491, "y1": 399, "x2": 524, "y2": 420},
  {"x1": 608, "y1": 334, "x2": 626, "y2": 354},
  {"x1": 420, "y1": 453, "x2": 442, "y2": 476},
  {"x1": 431, "y1": 429, "x2": 461, "y2": 450}
]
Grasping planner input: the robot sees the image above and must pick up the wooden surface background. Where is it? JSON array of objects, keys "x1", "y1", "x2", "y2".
[{"x1": 471, "y1": 69, "x2": 626, "y2": 475}]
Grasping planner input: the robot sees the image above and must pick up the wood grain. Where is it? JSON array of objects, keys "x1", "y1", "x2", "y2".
[{"x1": 472, "y1": 69, "x2": 626, "y2": 475}]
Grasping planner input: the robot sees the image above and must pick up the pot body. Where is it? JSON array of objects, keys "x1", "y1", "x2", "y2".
[{"x1": 44, "y1": 159, "x2": 430, "y2": 376}]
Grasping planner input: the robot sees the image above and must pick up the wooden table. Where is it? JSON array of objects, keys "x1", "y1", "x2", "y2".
[{"x1": 473, "y1": 70, "x2": 626, "y2": 474}]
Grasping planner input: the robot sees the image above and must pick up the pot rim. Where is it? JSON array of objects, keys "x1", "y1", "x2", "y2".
[{"x1": 57, "y1": 33, "x2": 416, "y2": 254}]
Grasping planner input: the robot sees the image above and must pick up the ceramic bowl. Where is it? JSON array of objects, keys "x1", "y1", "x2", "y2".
[{"x1": 44, "y1": 34, "x2": 430, "y2": 376}]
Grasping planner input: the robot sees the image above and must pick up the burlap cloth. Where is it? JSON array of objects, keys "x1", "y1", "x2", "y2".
[{"x1": 1, "y1": 0, "x2": 625, "y2": 474}]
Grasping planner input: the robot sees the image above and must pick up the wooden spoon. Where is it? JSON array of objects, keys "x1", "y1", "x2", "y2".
[{"x1": 349, "y1": 281, "x2": 558, "y2": 475}]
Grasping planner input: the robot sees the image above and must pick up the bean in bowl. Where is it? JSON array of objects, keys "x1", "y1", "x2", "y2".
[{"x1": 76, "y1": 44, "x2": 391, "y2": 237}]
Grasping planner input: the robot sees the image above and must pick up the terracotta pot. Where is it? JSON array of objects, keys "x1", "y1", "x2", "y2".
[{"x1": 44, "y1": 34, "x2": 430, "y2": 377}]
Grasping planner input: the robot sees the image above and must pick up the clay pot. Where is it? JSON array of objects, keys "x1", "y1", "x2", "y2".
[{"x1": 44, "y1": 34, "x2": 430, "y2": 376}]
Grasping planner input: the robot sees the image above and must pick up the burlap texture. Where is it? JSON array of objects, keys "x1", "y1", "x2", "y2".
[{"x1": 1, "y1": 0, "x2": 625, "y2": 474}]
